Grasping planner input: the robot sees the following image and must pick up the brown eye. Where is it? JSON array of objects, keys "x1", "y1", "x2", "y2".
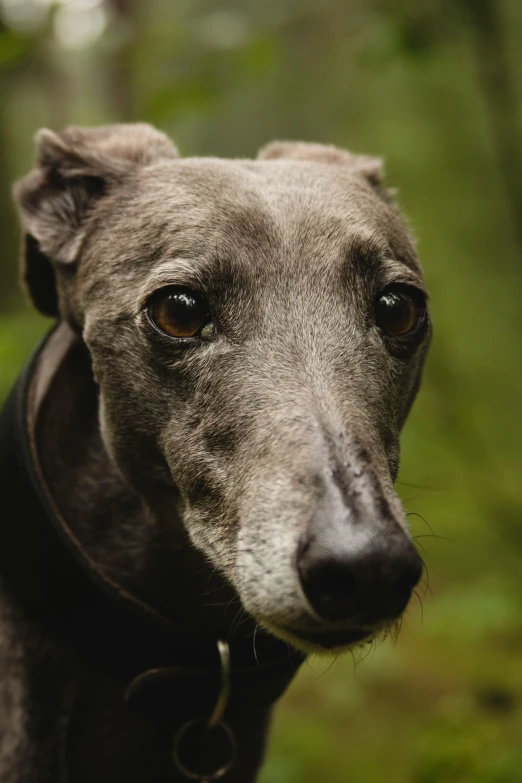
[
  {"x1": 147, "y1": 287, "x2": 213, "y2": 339},
  {"x1": 375, "y1": 287, "x2": 425, "y2": 336}
]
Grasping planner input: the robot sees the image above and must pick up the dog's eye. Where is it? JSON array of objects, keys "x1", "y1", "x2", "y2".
[
  {"x1": 375, "y1": 286, "x2": 425, "y2": 337},
  {"x1": 147, "y1": 287, "x2": 213, "y2": 339}
]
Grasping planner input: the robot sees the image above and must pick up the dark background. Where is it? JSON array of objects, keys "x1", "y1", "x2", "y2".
[{"x1": 1, "y1": 1, "x2": 521, "y2": 780}]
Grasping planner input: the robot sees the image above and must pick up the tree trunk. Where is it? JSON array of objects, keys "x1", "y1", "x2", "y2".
[{"x1": 461, "y1": 0, "x2": 522, "y2": 251}]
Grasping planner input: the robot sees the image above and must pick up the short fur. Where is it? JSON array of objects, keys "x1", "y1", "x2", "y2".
[{"x1": 1, "y1": 124, "x2": 431, "y2": 782}]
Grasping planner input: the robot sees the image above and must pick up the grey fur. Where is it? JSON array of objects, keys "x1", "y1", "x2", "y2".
[{"x1": 2, "y1": 123, "x2": 431, "y2": 781}]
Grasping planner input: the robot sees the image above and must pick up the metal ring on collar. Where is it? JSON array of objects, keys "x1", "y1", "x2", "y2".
[
  {"x1": 172, "y1": 640, "x2": 236, "y2": 781},
  {"x1": 172, "y1": 717, "x2": 237, "y2": 781}
]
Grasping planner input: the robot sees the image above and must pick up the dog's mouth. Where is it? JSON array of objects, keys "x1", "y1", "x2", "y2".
[
  {"x1": 281, "y1": 625, "x2": 372, "y2": 651},
  {"x1": 258, "y1": 617, "x2": 374, "y2": 654}
]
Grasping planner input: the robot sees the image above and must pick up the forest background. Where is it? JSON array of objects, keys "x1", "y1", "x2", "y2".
[{"x1": 1, "y1": 1, "x2": 521, "y2": 780}]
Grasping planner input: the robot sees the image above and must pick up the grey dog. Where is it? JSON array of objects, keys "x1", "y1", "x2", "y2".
[{"x1": 0, "y1": 124, "x2": 430, "y2": 782}]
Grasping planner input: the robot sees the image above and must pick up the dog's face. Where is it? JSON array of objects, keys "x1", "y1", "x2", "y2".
[{"x1": 15, "y1": 125, "x2": 430, "y2": 652}]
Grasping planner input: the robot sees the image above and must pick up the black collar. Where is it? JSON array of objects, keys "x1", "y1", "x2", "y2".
[{"x1": 0, "y1": 328, "x2": 304, "y2": 724}]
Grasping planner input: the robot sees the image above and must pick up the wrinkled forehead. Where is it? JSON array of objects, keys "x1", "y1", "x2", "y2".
[{"x1": 79, "y1": 158, "x2": 422, "y2": 308}]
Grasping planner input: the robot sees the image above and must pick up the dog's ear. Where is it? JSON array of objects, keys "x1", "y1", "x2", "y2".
[
  {"x1": 257, "y1": 141, "x2": 385, "y2": 191},
  {"x1": 13, "y1": 124, "x2": 178, "y2": 317}
]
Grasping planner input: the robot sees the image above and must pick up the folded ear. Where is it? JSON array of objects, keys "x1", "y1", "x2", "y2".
[
  {"x1": 257, "y1": 140, "x2": 385, "y2": 191},
  {"x1": 13, "y1": 123, "x2": 178, "y2": 317}
]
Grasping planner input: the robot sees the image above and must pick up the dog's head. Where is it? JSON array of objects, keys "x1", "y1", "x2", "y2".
[{"x1": 14, "y1": 124, "x2": 430, "y2": 652}]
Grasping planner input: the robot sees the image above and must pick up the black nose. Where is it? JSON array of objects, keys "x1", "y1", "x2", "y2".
[{"x1": 297, "y1": 528, "x2": 422, "y2": 625}]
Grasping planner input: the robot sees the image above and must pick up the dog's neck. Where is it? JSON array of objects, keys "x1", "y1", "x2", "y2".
[
  {"x1": 0, "y1": 324, "x2": 303, "y2": 783},
  {"x1": 31, "y1": 322, "x2": 245, "y2": 638}
]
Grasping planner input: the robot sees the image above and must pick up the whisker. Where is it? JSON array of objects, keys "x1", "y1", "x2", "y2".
[
  {"x1": 420, "y1": 575, "x2": 432, "y2": 601},
  {"x1": 312, "y1": 655, "x2": 340, "y2": 679},
  {"x1": 252, "y1": 625, "x2": 260, "y2": 666},
  {"x1": 407, "y1": 512, "x2": 436, "y2": 537},
  {"x1": 396, "y1": 479, "x2": 444, "y2": 491},
  {"x1": 391, "y1": 617, "x2": 403, "y2": 645},
  {"x1": 418, "y1": 556, "x2": 432, "y2": 599},
  {"x1": 233, "y1": 611, "x2": 253, "y2": 631},
  {"x1": 229, "y1": 605, "x2": 246, "y2": 636},
  {"x1": 202, "y1": 599, "x2": 241, "y2": 608},
  {"x1": 201, "y1": 583, "x2": 229, "y2": 598},
  {"x1": 349, "y1": 649, "x2": 359, "y2": 679},
  {"x1": 361, "y1": 639, "x2": 375, "y2": 665},
  {"x1": 413, "y1": 533, "x2": 458, "y2": 545},
  {"x1": 412, "y1": 538, "x2": 429, "y2": 557},
  {"x1": 412, "y1": 589, "x2": 424, "y2": 623},
  {"x1": 365, "y1": 196, "x2": 428, "y2": 249},
  {"x1": 403, "y1": 494, "x2": 431, "y2": 505}
]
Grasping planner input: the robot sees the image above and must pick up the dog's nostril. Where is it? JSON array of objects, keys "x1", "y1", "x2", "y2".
[{"x1": 300, "y1": 560, "x2": 359, "y2": 622}]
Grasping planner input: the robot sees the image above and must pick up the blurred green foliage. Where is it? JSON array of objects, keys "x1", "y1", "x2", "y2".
[{"x1": 1, "y1": 0, "x2": 521, "y2": 780}]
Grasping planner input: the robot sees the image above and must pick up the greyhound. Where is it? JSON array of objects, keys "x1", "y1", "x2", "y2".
[{"x1": 0, "y1": 124, "x2": 430, "y2": 783}]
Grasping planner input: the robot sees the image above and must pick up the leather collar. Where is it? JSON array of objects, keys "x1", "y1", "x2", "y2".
[{"x1": 0, "y1": 326, "x2": 304, "y2": 724}]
